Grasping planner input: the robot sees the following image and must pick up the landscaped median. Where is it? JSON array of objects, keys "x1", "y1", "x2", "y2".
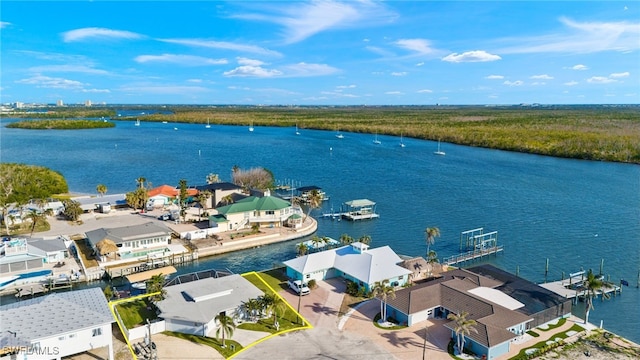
[{"x1": 108, "y1": 270, "x2": 312, "y2": 360}]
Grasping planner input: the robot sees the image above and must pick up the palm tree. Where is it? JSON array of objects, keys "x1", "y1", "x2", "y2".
[
  {"x1": 424, "y1": 227, "x2": 440, "y2": 258},
  {"x1": 426, "y1": 250, "x2": 439, "y2": 276},
  {"x1": 196, "y1": 190, "x2": 211, "y2": 221},
  {"x1": 206, "y1": 173, "x2": 220, "y2": 184},
  {"x1": 62, "y1": 199, "x2": 82, "y2": 221},
  {"x1": 310, "y1": 235, "x2": 323, "y2": 252},
  {"x1": 296, "y1": 242, "x2": 308, "y2": 257},
  {"x1": 303, "y1": 189, "x2": 323, "y2": 221},
  {"x1": 447, "y1": 311, "x2": 478, "y2": 355},
  {"x1": 146, "y1": 273, "x2": 167, "y2": 303},
  {"x1": 25, "y1": 209, "x2": 50, "y2": 237},
  {"x1": 221, "y1": 194, "x2": 234, "y2": 206},
  {"x1": 372, "y1": 280, "x2": 396, "y2": 323},
  {"x1": 136, "y1": 177, "x2": 147, "y2": 189},
  {"x1": 267, "y1": 296, "x2": 287, "y2": 329},
  {"x1": 340, "y1": 233, "x2": 354, "y2": 245},
  {"x1": 96, "y1": 184, "x2": 107, "y2": 197},
  {"x1": 358, "y1": 234, "x2": 372, "y2": 245},
  {"x1": 214, "y1": 313, "x2": 236, "y2": 348},
  {"x1": 583, "y1": 269, "x2": 612, "y2": 325}
]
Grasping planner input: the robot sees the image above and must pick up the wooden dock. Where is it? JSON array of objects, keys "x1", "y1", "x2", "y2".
[
  {"x1": 539, "y1": 274, "x2": 622, "y2": 300},
  {"x1": 443, "y1": 245, "x2": 504, "y2": 266},
  {"x1": 105, "y1": 251, "x2": 198, "y2": 279}
]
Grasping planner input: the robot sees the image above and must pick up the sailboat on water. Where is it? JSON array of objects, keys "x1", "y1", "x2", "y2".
[
  {"x1": 336, "y1": 129, "x2": 344, "y2": 139},
  {"x1": 373, "y1": 132, "x2": 381, "y2": 145},
  {"x1": 295, "y1": 124, "x2": 301, "y2": 135},
  {"x1": 249, "y1": 122, "x2": 254, "y2": 132},
  {"x1": 134, "y1": 118, "x2": 140, "y2": 127},
  {"x1": 434, "y1": 140, "x2": 445, "y2": 155},
  {"x1": 206, "y1": 118, "x2": 211, "y2": 128},
  {"x1": 399, "y1": 134, "x2": 406, "y2": 148}
]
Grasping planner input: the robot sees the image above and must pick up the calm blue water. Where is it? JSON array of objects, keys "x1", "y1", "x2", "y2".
[{"x1": 1, "y1": 117, "x2": 639, "y2": 343}]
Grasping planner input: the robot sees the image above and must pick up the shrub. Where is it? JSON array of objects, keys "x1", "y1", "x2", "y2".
[{"x1": 308, "y1": 279, "x2": 317, "y2": 289}]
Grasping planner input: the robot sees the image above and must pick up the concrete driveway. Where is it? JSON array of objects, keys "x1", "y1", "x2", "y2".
[{"x1": 341, "y1": 296, "x2": 453, "y2": 360}]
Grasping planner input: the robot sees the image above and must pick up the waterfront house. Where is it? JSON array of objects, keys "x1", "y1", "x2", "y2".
[
  {"x1": 0, "y1": 287, "x2": 115, "y2": 360},
  {"x1": 27, "y1": 237, "x2": 69, "y2": 263},
  {"x1": 85, "y1": 222, "x2": 172, "y2": 262},
  {"x1": 0, "y1": 238, "x2": 45, "y2": 274},
  {"x1": 146, "y1": 185, "x2": 198, "y2": 210},
  {"x1": 156, "y1": 273, "x2": 263, "y2": 336},
  {"x1": 384, "y1": 265, "x2": 572, "y2": 360},
  {"x1": 74, "y1": 193, "x2": 127, "y2": 212},
  {"x1": 195, "y1": 182, "x2": 245, "y2": 208},
  {"x1": 283, "y1": 242, "x2": 412, "y2": 292},
  {"x1": 214, "y1": 195, "x2": 301, "y2": 231}
]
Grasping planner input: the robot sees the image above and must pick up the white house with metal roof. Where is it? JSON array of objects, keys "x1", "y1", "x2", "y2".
[
  {"x1": 156, "y1": 274, "x2": 264, "y2": 336},
  {"x1": 0, "y1": 287, "x2": 115, "y2": 360},
  {"x1": 283, "y1": 242, "x2": 412, "y2": 292},
  {"x1": 85, "y1": 222, "x2": 172, "y2": 262}
]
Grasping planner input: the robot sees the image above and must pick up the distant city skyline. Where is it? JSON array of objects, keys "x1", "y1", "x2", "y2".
[{"x1": 1, "y1": 1, "x2": 638, "y2": 105}]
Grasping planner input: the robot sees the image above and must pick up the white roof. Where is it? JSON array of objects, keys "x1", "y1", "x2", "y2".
[
  {"x1": 283, "y1": 243, "x2": 411, "y2": 285},
  {"x1": 156, "y1": 274, "x2": 263, "y2": 324},
  {"x1": 343, "y1": 199, "x2": 376, "y2": 207},
  {"x1": 467, "y1": 286, "x2": 525, "y2": 310}
]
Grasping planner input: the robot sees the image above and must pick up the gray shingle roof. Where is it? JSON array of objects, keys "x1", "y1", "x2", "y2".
[
  {"x1": 85, "y1": 222, "x2": 171, "y2": 246},
  {"x1": 0, "y1": 288, "x2": 113, "y2": 347},
  {"x1": 28, "y1": 238, "x2": 67, "y2": 252}
]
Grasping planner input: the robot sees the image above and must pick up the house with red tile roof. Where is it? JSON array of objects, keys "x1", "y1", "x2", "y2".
[{"x1": 146, "y1": 185, "x2": 198, "y2": 209}]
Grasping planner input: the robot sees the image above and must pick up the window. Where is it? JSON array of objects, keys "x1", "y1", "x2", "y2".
[
  {"x1": 68, "y1": 333, "x2": 76, "y2": 339},
  {"x1": 92, "y1": 328, "x2": 102, "y2": 337},
  {"x1": 58, "y1": 335, "x2": 65, "y2": 341},
  {"x1": 266, "y1": 210, "x2": 274, "y2": 215}
]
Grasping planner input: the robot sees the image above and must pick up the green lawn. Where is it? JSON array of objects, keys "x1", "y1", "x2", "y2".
[
  {"x1": 510, "y1": 324, "x2": 585, "y2": 360},
  {"x1": 163, "y1": 331, "x2": 242, "y2": 358},
  {"x1": 115, "y1": 299, "x2": 157, "y2": 328}
]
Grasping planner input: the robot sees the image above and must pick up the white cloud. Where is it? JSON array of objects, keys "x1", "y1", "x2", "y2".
[
  {"x1": 187, "y1": 79, "x2": 203, "y2": 83},
  {"x1": 28, "y1": 65, "x2": 109, "y2": 75},
  {"x1": 564, "y1": 81, "x2": 579, "y2": 86},
  {"x1": 336, "y1": 85, "x2": 356, "y2": 89},
  {"x1": 280, "y1": 62, "x2": 340, "y2": 77},
  {"x1": 610, "y1": 72, "x2": 630, "y2": 78},
  {"x1": 320, "y1": 91, "x2": 359, "y2": 98},
  {"x1": 62, "y1": 27, "x2": 144, "y2": 42},
  {"x1": 417, "y1": 89, "x2": 433, "y2": 93},
  {"x1": 159, "y1": 38, "x2": 281, "y2": 57},
  {"x1": 365, "y1": 46, "x2": 396, "y2": 57},
  {"x1": 237, "y1": 58, "x2": 265, "y2": 66},
  {"x1": 416, "y1": 62, "x2": 425, "y2": 66},
  {"x1": 223, "y1": 66, "x2": 282, "y2": 78},
  {"x1": 571, "y1": 64, "x2": 589, "y2": 70},
  {"x1": 16, "y1": 75, "x2": 85, "y2": 89},
  {"x1": 503, "y1": 80, "x2": 524, "y2": 86},
  {"x1": 135, "y1": 54, "x2": 228, "y2": 66},
  {"x1": 587, "y1": 76, "x2": 617, "y2": 84},
  {"x1": 531, "y1": 82, "x2": 546, "y2": 86},
  {"x1": 82, "y1": 88, "x2": 111, "y2": 93},
  {"x1": 530, "y1": 74, "x2": 554, "y2": 80},
  {"x1": 234, "y1": 1, "x2": 397, "y2": 44},
  {"x1": 485, "y1": 75, "x2": 504, "y2": 80},
  {"x1": 120, "y1": 84, "x2": 209, "y2": 94},
  {"x1": 385, "y1": 91, "x2": 403, "y2": 95},
  {"x1": 391, "y1": 72, "x2": 407, "y2": 76},
  {"x1": 442, "y1": 50, "x2": 501, "y2": 63},
  {"x1": 395, "y1": 39, "x2": 436, "y2": 55},
  {"x1": 0, "y1": 22, "x2": 11, "y2": 29},
  {"x1": 496, "y1": 17, "x2": 640, "y2": 54}
]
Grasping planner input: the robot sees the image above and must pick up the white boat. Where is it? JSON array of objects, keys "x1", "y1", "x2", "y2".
[
  {"x1": 249, "y1": 122, "x2": 254, "y2": 132},
  {"x1": 162, "y1": 121, "x2": 168, "y2": 124},
  {"x1": 131, "y1": 282, "x2": 146, "y2": 290},
  {"x1": 135, "y1": 118, "x2": 140, "y2": 126},
  {"x1": 373, "y1": 132, "x2": 381, "y2": 145},
  {"x1": 434, "y1": 140, "x2": 445, "y2": 156},
  {"x1": 206, "y1": 118, "x2": 211, "y2": 128},
  {"x1": 336, "y1": 129, "x2": 344, "y2": 139},
  {"x1": 295, "y1": 124, "x2": 300, "y2": 135},
  {"x1": 400, "y1": 134, "x2": 406, "y2": 148}
]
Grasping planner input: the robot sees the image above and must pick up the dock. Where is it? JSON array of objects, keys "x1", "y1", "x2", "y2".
[
  {"x1": 443, "y1": 245, "x2": 504, "y2": 266},
  {"x1": 539, "y1": 271, "x2": 622, "y2": 300},
  {"x1": 444, "y1": 228, "x2": 503, "y2": 266},
  {"x1": 105, "y1": 251, "x2": 198, "y2": 279},
  {"x1": 340, "y1": 199, "x2": 379, "y2": 221}
]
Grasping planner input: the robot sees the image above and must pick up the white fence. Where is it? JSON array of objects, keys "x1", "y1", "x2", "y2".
[{"x1": 127, "y1": 320, "x2": 166, "y2": 341}]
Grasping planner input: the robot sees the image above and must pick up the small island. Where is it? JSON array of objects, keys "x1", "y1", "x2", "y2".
[{"x1": 6, "y1": 119, "x2": 115, "y2": 130}]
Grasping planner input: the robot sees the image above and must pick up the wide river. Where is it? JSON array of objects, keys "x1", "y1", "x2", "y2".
[{"x1": 1, "y1": 115, "x2": 639, "y2": 343}]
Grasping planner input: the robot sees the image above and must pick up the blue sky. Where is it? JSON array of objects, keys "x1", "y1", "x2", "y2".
[{"x1": 1, "y1": 1, "x2": 638, "y2": 105}]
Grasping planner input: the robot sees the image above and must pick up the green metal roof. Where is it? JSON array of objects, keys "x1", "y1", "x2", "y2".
[
  {"x1": 208, "y1": 214, "x2": 228, "y2": 223},
  {"x1": 216, "y1": 196, "x2": 291, "y2": 215}
]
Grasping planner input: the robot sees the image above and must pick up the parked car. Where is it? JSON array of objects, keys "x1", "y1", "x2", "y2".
[
  {"x1": 158, "y1": 213, "x2": 170, "y2": 221},
  {"x1": 288, "y1": 279, "x2": 310, "y2": 296}
]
